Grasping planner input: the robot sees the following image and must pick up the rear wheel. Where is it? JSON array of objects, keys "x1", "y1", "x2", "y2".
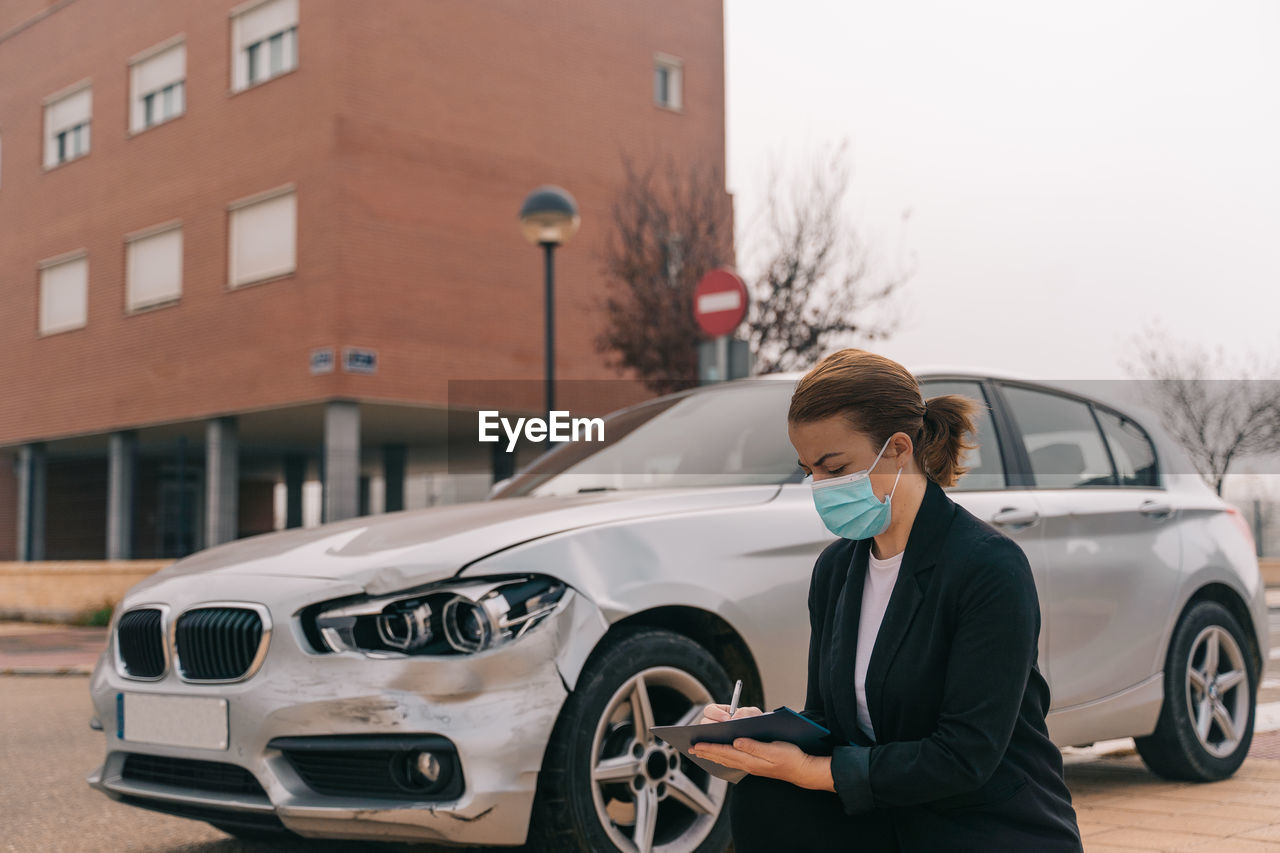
[
  {"x1": 1135, "y1": 600, "x2": 1257, "y2": 781},
  {"x1": 527, "y1": 626, "x2": 734, "y2": 853}
]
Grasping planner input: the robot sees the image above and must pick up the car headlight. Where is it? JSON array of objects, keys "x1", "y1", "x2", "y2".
[{"x1": 309, "y1": 575, "x2": 567, "y2": 657}]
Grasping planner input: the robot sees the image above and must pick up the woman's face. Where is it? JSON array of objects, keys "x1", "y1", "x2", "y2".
[{"x1": 789, "y1": 416, "x2": 905, "y2": 495}]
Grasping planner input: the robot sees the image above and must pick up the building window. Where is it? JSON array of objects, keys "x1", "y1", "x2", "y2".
[
  {"x1": 231, "y1": 0, "x2": 298, "y2": 91},
  {"x1": 130, "y1": 39, "x2": 186, "y2": 133},
  {"x1": 57, "y1": 123, "x2": 90, "y2": 161},
  {"x1": 228, "y1": 186, "x2": 296, "y2": 287},
  {"x1": 43, "y1": 83, "x2": 92, "y2": 168},
  {"x1": 654, "y1": 54, "x2": 683, "y2": 111},
  {"x1": 126, "y1": 224, "x2": 183, "y2": 311},
  {"x1": 39, "y1": 253, "x2": 88, "y2": 335}
]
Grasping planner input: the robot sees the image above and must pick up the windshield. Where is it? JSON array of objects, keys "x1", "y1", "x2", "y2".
[{"x1": 493, "y1": 379, "x2": 804, "y2": 497}]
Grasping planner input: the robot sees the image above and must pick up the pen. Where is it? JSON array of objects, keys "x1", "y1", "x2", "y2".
[{"x1": 727, "y1": 679, "x2": 742, "y2": 719}]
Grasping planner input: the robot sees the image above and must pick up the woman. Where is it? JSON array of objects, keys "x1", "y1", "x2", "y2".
[{"x1": 690, "y1": 348, "x2": 1083, "y2": 852}]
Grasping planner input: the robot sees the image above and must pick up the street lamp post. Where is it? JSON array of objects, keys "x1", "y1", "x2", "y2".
[{"x1": 519, "y1": 186, "x2": 580, "y2": 423}]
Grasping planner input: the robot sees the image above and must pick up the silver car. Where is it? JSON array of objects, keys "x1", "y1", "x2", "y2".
[{"x1": 86, "y1": 367, "x2": 1269, "y2": 851}]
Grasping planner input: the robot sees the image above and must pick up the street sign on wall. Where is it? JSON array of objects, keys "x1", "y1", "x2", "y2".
[
  {"x1": 343, "y1": 347, "x2": 378, "y2": 374},
  {"x1": 310, "y1": 347, "x2": 335, "y2": 374}
]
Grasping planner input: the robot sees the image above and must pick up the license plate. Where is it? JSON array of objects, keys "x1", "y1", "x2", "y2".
[{"x1": 118, "y1": 692, "x2": 229, "y2": 750}]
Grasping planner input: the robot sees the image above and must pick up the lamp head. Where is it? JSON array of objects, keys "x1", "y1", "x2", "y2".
[{"x1": 519, "y1": 185, "x2": 581, "y2": 246}]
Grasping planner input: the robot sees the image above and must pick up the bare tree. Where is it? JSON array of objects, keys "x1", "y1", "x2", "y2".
[
  {"x1": 593, "y1": 154, "x2": 734, "y2": 395},
  {"x1": 744, "y1": 140, "x2": 914, "y2": 374},
  {"x1": 595, "y1": 141, "x2": 913, "y2": 390},
  {"x1": 1122, "y1": 320, "x2": 1280, "y2": 496}
]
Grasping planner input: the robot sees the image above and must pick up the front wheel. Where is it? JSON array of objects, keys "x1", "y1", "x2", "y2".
[
  {"x1": 527, "y1": 626, "x2": 735, "y2": 853},
  {"x1": 1135, "y1": 600, "x2": 1257, "y2": 781}
]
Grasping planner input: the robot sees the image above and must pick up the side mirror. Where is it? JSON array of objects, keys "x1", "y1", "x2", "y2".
[{"x1": 487, "y1": 477, "x2": 513, "y2": 498}]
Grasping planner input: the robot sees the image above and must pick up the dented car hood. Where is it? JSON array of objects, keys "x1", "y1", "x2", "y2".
[{"x1": 128, "y1": 485, "x2": 781, "y2": 597}]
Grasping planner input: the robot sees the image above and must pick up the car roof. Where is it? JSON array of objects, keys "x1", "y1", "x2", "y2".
[
  {"x1": 755, "y1": 363, "x2": 1040, "y2": 383},
  {"x1": 748, "y1": 364, "x2": 1143, "y2": 415}
]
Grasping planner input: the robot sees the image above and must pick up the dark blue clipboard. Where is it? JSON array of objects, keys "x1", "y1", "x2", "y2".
[{"x1": 649, "y1": 706, "x2": 834, "y2": 784}]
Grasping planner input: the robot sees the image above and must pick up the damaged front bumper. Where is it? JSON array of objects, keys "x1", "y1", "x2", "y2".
[{"x1": 86, "y1": 585, "x2": 607, "y2": 846}]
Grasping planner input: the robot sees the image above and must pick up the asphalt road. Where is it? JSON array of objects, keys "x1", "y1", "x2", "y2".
[
  {"x1": 3, "y1": 613, "x2": 1278, "y2": 853},
  {"x1": 0, "y1": 677, "x2": 491, "y2": 853}
]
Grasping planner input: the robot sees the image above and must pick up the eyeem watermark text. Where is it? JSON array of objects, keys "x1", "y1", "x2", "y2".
[{"x1": 479, "y1": 410, "x2": 605, "y2": 452}]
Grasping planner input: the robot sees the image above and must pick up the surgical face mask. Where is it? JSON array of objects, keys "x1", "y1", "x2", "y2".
[{"x1": 803, "y1": 435, "x2": 902, "y2": 540}]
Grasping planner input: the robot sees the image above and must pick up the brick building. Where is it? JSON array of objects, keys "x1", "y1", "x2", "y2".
[{"x1": 0, "y1": 0, "x2": 730, "y2": 560}]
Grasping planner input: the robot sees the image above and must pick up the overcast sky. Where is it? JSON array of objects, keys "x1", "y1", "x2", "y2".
[{"x1": 725, "y1": 0, "x2": 1280, "y2": 380}]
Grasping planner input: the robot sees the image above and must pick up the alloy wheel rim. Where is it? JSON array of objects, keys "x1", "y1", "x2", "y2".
[
  {"x1": 1184, "y1": 625, "x2": 1249, "y2": 759},
  {"x1": 588, "y1": 666, "x2": 728, "y2": 853}
]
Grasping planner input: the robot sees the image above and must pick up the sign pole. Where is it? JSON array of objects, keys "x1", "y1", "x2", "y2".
[{"x1": 692, "y1": 268, "x2": 749, "y2": 384}]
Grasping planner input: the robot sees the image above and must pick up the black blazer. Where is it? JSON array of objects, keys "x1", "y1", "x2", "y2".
[{"x1": 798, "y1": 477, "x2": 1083, "y2": 852}]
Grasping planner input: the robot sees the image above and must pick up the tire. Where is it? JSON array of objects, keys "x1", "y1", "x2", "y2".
[
  {"x1": 1135, "y1": 600, "x2": 1257, "y2": 781},
  {"x1": 526, "y1": 626, "x2": 736, "y2": 853}
]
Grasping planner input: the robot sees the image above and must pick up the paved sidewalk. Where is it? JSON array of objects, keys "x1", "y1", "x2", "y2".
[
  {"x1": 1070, "y1": 736, "x2": 1280, "y2": 851},
  {"x1": 0, "y1": 621, "x2": 107, "y2": 674}
]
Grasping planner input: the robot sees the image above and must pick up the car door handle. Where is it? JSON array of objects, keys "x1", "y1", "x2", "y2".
[
  {"x1": 991, "y1": 507, "x2": 1040, "y2": 529},
  {"x1": 1139, "y1": 500, "x2": 1174, "y2": 520}
]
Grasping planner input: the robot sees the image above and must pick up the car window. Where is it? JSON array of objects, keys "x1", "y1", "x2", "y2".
[
  {"x1": 1001, "y1": 384, "x2": 1118, "y2": 488},
  {"x1": 493, "y1": 380, "x2": 800, "y2": 497},
  {"x1": 1094, "y1": 407, "x2": 1158, "y2": 487},
  {"x1": 918, "y1": 380, "x2": 1007, "y2": 491}
]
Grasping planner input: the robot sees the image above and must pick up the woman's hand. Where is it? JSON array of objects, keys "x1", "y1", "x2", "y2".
[
  {"x1": 697, "y1": 703, "x2": 763, "y2": 725},
  {"x1": 689, "y1": 738, "x2": 833, "y2": 791}
]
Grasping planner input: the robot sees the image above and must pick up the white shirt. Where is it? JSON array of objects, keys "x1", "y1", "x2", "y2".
[{"x1": 855, "y1": 545, "x2": 904, "y2": 742}]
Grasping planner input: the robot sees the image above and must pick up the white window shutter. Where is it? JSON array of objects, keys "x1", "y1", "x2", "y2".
[
  {"x1": 238, "y1": 0, "x2": 297, "y2": 45},
  {"x1": 136, "y1": 43, "x2": 185, "y2": 94},
  {"x1": 46, "y1": 87, "x2": 91, "y2": 132},
  {"x1": 229, "y1": 191, "x2": 296, "y2": 286},
  {"x1": 40, "y1": 256, "x2": 89, "y2": 334},
  {"x1": 127, "y1": 228, "x2": 183, "y2": 309}
]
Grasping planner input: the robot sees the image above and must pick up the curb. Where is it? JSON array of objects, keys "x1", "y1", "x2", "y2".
[{"x1": 1, "y1": 664, "x2": 93, "y2": 676}]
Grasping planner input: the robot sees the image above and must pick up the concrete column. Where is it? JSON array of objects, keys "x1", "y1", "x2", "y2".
[
  {"x1": 383, "y1": 444, "x2": 406, "y2": 513},
  {"x1": 358, "y1": 475, "x2": 371, "y2": 516},
  {"x1": 324, "y1": 401, "x2": 360, "y2": 523},
  {"x1": 107, "y1": 431, "x2": 138, "y2": 560},
  {"x1": 205, "y1": 417, "x2": 239, "y2": 547},
  {"x1": 492, "y1": 438, "x2": 516, "y2": 485},
  {"x1": 175, "y1": 435, "x2": 193, "y2": 555},
  {"x1": 283, "y1": 454, "x2": 306, "y2": 529},
  {"x1": 16, "y1": 443, "x2": 46, "y2": 562}
]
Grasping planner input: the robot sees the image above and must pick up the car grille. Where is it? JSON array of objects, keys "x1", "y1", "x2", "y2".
[
  {"x1": 175, "y1": 607, "x2": 266, "y2": 681},
  {"x1": 116, "y1": 608, "x2": 165, "y2": 678},
  {"x1": 121, "y1": 753, "x2": 267, "y2": 797},
  {"x1": 271, "y1": 735, "x2": 462, "y2": 801}
]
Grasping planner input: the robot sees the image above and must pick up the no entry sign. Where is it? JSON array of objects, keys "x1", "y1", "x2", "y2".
[{"x1": 693, "y1": 269, "x2": 747, "y2": 337}]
